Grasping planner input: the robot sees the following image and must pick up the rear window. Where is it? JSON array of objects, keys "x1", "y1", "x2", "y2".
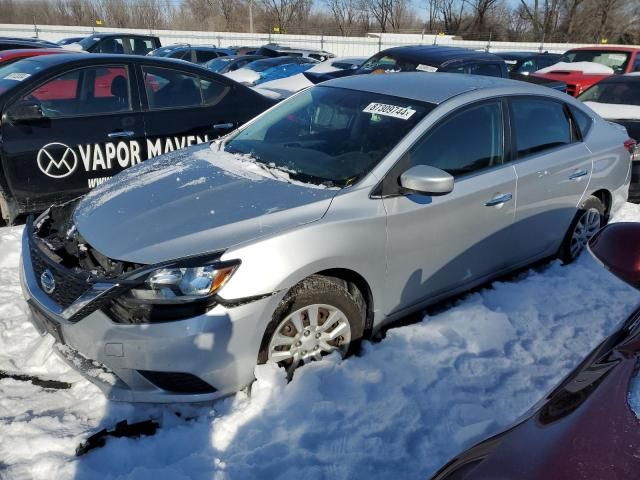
[{"x1": 578, "y1": 80, "x2": 640, "y2": 106}]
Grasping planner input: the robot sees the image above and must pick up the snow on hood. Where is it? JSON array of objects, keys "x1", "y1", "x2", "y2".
[
  {"x1": 73, "y1": 143, "x2": 338, "y2": 264},
  {"x1": 61, "y1": 43, "x2": 84, "y2": 51},
  {"x1": 584, "y1": 101, "x2": 640, "y2": 120},
  {"x1": 536, "y1": 61, "x2": 614, "y2": 75},
  {"x1": 224, "y1": 68, "x2": 260, "y2": 85}
]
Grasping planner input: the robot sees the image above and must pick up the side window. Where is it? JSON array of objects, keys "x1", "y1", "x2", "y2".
[
  {"x1": 131, "y1": 38, "x2": 155, "y2": 55},
  {"x1": 510, "y1": 97, "x2": 571, "y2": 158},
  {"x1": 469, "y1": 63, "x2": 502, "y2": 77},
  {"x1": 569, "y1": 105, "x2": 593, "y2": 139},
  {"x1": 196, "y1": 50, "x2": 221, "y2": 63},
  {"x1": 96, "y1": 37, "x2": 125, "y2": 54},
  {"x1": 405, "y1": 102, "x2": 503, "y2": 177},
  {"x1": 169, "y1": 49, "x2": 191, "y2": 61},
  {"x1": 633, "y1": 55, "x2": 640, "y2": 73},
  {"x1": 537, "y1": 56, "x2": 559, "y2": 69},
  {"x1": 21, "y1": 66, "x2": 131, "y2": 117},
  {"x1": 142, "y1": 66, "x2": 228, "y2": 109}
]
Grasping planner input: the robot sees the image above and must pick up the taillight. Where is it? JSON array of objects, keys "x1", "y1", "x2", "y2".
[{"x1": 625, "y1": 138, "x2": 638, "y2": 161}]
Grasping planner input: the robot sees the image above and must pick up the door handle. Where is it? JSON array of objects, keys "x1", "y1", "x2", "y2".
[
  {"x1": 485, "y1": 193, "x2": 513, "y2": 207},
  {"x1": 213, "y1": 123, "x2": 234, "y2": 130},
  {"x1": 569, "y1": 169, "x2": 588, "y2": 180},
  {"x1": 108, "y1": 130, "x2": 134, "y2": 139}
]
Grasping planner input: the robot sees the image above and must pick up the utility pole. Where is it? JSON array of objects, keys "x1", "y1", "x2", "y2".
[{"x1": 249, "y1": 0, "x2": 254, "y2": 34}]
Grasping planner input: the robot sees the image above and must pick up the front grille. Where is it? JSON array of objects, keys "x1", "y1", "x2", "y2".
[
  {"x1": 29, "y1": 243, "x2": 90, "y2": 309},
  {"x1": 138, "y1": 370, "x2": 217, "y2": 394}
]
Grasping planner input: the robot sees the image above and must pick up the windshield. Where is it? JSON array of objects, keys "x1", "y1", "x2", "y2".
[
  {"x1": 206, "y1": 56, "x2": 234, "y2": 72},
  {"x1": 0, "y1": 58, "x2": 45, "y2": 95},
  {"x1": 224, "y1": 86, "x2": 433, "y2": 187},
  {"x1": 561, "y1": 50, "x2": 630, "y2": 74},
  {"x1": 579, "y1": 80, "x2": 640, "y2": 106},
  {"x1": 78, "y1": 36, "x2": 100, "y2": 49},
  {"x1": 357, "y1": 53, "x2": 420, "y2": 74}
]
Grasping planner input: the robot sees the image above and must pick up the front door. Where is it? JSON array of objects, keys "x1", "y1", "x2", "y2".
[
  {"x1": 0, "y1": 63, "x2": 146, "y2": 212},
  {"x1": 382, "y1": 100, "x2": 517, "y2": 315}
]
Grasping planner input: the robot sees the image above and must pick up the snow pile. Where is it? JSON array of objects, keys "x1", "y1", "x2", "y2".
[
  {"x1": 584, "y1": 101, "x2": 640, "y2": 120},
  {"x1": 536, "y1": 61, "x2": 615, "y2": 75},
  {"x1": 224, "y1": 68, "x2": 260, "y2": 85},
  {"x1": 2, "y1": 204, "x2": 640, "y2": 478},
  {"x1": 253, "y1": 73, "x2": 312, "y2": 99}
]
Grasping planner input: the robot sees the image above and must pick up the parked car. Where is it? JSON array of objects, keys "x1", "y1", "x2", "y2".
[
  {"x1": 65, "y1": 33, "x2": 160, "y2": 55},
  {"x1": 532, "y1": 46, "x2": 640, "y2": 96},
  {"x1": 495, "y1": 51, "x2": 562, "y2": 75},
  {"x1": 228, "y1": 46, "x2": 261, "y2": 56},
  {"x1": 304, "y1": 46, "x2": 566, "y2": 92},
  {"x1": 148, "y1": 44, "x2": 232, "y2": 64},
  {"x1": 204, "y1": 54, "x2": 267, "y2": 74},
  {"x1": 57, "y1": 37, "x2": 86, "y2": 46},
  {"x1": 0, "y1": 48, "x2": 80, "y2": 67},
  {"x1": 255, "y1": 43, "x2": 334, "y2": 62},
  {"x1": 577, "y1": 74, "x2": 640, "y2": 200},
  {"x1": 0, "y1": 53, "x2": 276, "y2": 222},
  {"x1": 224, "y1": 56, "x2": 318, "y2": 85},
  {"x1": 19, "y1": 73, "x2": 631, "y2": 402},
  {"x1": 431, "y1": 221, "x2": 640, "y2": 480},
  {"x1": 0, "y1": 37, "x2": 60, "y2": 51}
]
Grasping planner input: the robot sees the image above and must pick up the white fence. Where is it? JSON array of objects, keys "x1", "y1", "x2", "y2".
[{"x1": 0, "y1": 23, "x2": 618, "y2": 57}]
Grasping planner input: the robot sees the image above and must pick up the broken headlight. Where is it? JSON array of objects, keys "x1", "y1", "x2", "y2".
[{"x1": 108, "y1": 261, "x2": 239, "y2": 324}]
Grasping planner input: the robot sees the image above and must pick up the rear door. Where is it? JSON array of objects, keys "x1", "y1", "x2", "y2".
[
  {"x1": 0, "y1": 63, "x2": 146, "y2": 211},
  {"x1": 508, "y1": 96, "x2": 592, "y2": 259},
  {"x1": 137, "y1": 63, "x2": 271, "y2": 159}
]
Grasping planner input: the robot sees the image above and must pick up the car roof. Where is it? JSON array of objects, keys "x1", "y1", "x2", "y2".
[
  {"x1": 0, "y1": 48, "x2": 69, "y2": 59},
  {"x1": 379, "y1": 45, "x2": 503, "y2": 66},
  {"x1": 496, "y1": 51, "x2": 560, "y2": 59},
  {"x1": 89, "y1": 33, "x2": 158, "y2": 39},
  {"x1": 5, "y1": 53, "x2": 205, "y2": 69},
  {"x1": 567, "y1": 46, "x2": 640, "y2": 52},
  {"x1": 323, "y1": 71, "x2": 548, "y2": 104}
]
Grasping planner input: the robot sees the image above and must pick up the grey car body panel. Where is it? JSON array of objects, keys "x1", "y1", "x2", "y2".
[
  {"x1": 74, "y1": 143, "x2": 337, "y2": 264},
  {"x1": 20, "y1": 73, "x2": 631, "y2": 402}
]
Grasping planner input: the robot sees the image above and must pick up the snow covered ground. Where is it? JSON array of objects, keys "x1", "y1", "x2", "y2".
[{"x1": 2, "y1": 204, "x2": 640, "y2": 479}]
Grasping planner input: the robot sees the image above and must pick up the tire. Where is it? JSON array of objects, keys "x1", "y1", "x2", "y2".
[
  {"x1": 258, "y1": 275, "x2": 365, "y2": 376},
  {"x1": 559, "y1": 195, "x2": 606, "y2": 264}
]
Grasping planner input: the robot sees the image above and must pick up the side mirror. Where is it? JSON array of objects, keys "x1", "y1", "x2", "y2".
[
  {"x1": 399, "y1": 165, "x2": 454, "y2": 196},
  {"x1": 7, "y1": 102, "x2": 45, "y2": 123},
  {"x1": 588, "y1": 222, "x2": 640, "y2": 288}
]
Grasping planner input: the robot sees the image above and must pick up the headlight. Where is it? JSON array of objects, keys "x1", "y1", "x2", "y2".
[
  {"x1": 133, "y1": 264, "x2": 238, "y2": 301},
  {"x1": 108, "y1": 261, "x2": 239, "y2": 324}
]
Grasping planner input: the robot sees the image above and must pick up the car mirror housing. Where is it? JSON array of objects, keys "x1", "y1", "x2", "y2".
[
  {"x1": 588, "y1": 222, "x2": 640, "y2": 288},
  {"x1": 7, "y1": 102, "x2": 45, "y2": 123},
  {"x1": 399, "y1": 165, "x2": 454, "y2": 196}
]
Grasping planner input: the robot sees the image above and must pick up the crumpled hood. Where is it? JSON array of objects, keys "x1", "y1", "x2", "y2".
[{"x1": 74, "y1": 143, "x2": 338, "y2": 265}]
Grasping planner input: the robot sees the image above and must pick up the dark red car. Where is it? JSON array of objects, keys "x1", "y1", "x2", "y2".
[
  {"x1": 431, "y1": 221, "x2": 640, "y2": 480},
  {"x1": 533, "y1": 46, "x2": 640, "y2": 97},
  {"x1": 0, "y1": 48, "x2": 78, "y2": 67}
]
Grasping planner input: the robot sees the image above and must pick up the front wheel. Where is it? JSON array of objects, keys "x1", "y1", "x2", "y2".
[
  {"x1": 560, "y1": 195, "x2": 605, "y2": 263},
  {"x1": 259, "y1": 276, "x2": 364, "y2": 376}
]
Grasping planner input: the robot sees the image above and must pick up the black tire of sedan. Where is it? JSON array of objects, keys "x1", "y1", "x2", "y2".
[
  {"x1": 259, "y1": 275, "x2": 365, "y2": 375},
  {"x1": 560, "y1": 195, "x2": 606, "y2": 264}
]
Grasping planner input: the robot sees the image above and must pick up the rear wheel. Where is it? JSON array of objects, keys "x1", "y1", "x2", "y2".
[
  {"x1": 259, "y1": 275, "x2": 364, "y2": 376},
  {"x1": 560, "y1": 195, "x2": 605, "y2": 263}
]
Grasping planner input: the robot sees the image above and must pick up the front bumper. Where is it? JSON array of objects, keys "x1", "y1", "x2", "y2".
[{"x1": 19, "y1": 226, "x2": 282, "y2": 403}]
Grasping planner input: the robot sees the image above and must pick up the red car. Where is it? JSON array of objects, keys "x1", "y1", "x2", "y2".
[
  {"x1": 431, "y1": 222, "x2": 640, "y2": 480},
  {"x1": 0, "y1": 48, "x2": 78, "y2": 66},
  {"x1": 533, "y1": 46, "x2": 640, "y2": 97}
]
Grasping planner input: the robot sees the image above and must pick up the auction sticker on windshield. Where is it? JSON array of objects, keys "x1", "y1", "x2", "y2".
[
  {"x1": 4, "y1": 73, "x2": 30, "y2": 81},
  {"x1": 363, "y1": 103, "x2": 416, "y2": 120}
]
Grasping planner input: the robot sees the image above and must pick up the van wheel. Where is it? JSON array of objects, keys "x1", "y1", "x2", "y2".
[
  {"x1": 259, "y1": 275, "x2": 364, "y2": 376},
  {"x1": 560, "y1": 195, "x2": 605, "y2": 264}
]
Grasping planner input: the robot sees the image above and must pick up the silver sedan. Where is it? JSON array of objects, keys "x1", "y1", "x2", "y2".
[{"x1": 20, "y1": 73, "x2": 632, "y2": 402}]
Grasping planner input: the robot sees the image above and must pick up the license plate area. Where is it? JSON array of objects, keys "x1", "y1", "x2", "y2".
[{"x1": 29, "y1": 303, "x2": 65, "y2": 345}]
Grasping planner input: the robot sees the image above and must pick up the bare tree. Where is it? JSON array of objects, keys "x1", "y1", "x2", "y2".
[
  {"x1": 324, "y1": 0, "x2": 361, "y2": 35},
  {"x1": 260, "y1": 0, "x2": 308, "y2": 31}
]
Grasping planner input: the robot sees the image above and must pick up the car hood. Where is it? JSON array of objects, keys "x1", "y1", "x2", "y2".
[{"x1": 73, "y1": 143, "x2": 338, "y2": 265}]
